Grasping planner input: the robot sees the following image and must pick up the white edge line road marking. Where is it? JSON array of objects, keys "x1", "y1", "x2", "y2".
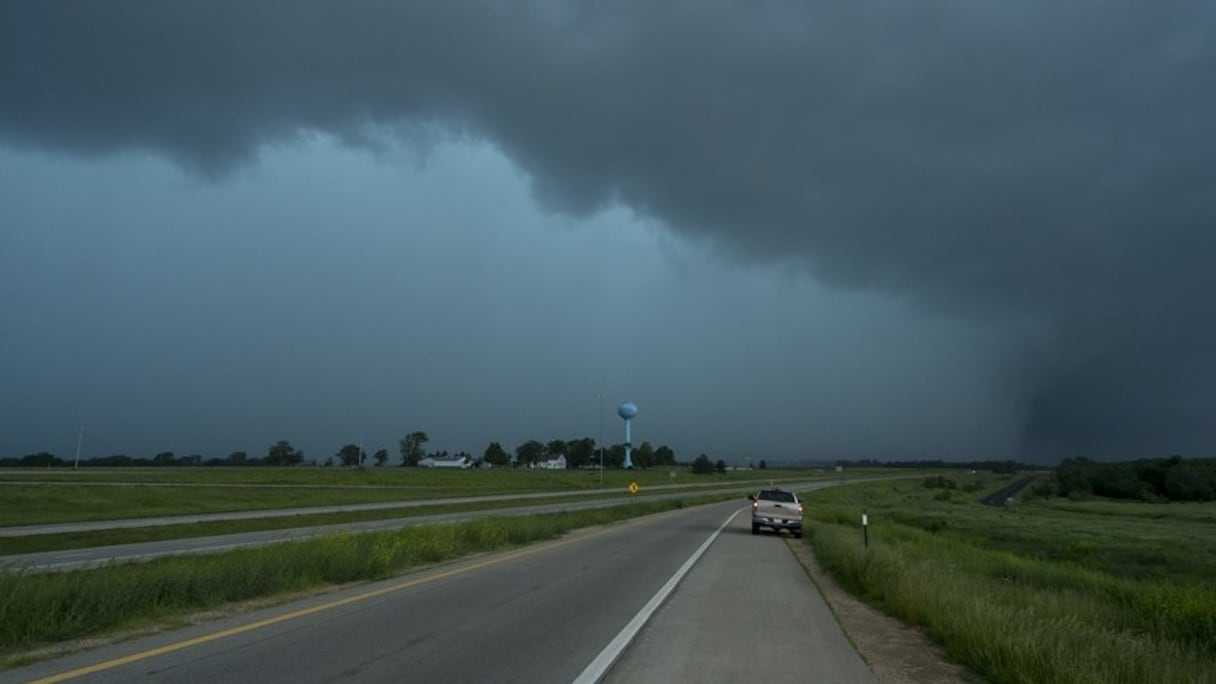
[{"x1": 571, "y1": 507, "x2": 744, "y2": 684}]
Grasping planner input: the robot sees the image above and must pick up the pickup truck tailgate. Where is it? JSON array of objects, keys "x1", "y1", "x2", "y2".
[{"x1": 755, "y1": 500, "x2": 801, "y2": 522}]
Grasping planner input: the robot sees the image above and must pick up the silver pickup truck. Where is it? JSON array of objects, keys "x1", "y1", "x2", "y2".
[{"x1": 748, "y1": 488, "x2": 803, "y2": 538}]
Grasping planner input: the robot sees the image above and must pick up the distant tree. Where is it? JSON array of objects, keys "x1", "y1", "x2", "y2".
[
  {"x1": 992, "y1": 460, "x2": 1018, "y2": 475},
  {"x1": 1056, "y1": 458, "x2": 1092, "y2": 497},
  {"x1": 483, "y1": 441, "x2": 509, "y2": 467},
  {"x1": 515, "y1": 440, "x2": 546, "y2": 467},
  {"x1": 18, "y1": 452, "x2": 59, "y2": 468},
  {"x1": 654, "y1": 445, "x2": 676, "y2": 466},
  {"x1": 266, "y1": 440, "x2": 303, "y2": 466},
  {"x1": 606, "y1": 444, "x2": 626, "y2": 469},
  {"x1": 692, "y1": 454, "x2": 713, "y2": 474},
  {"x1": 1054, "y1": 455, "x2": 1216, "y2": 503},
  {"x1": 336, "y1": 443, "x2": 365, "y2": 467},
  {"x1": 635, "y1": 442, "x2": 655, "y2": 469},
  {"x1": 546, "y1": 439, "x2": 568, "y2": 461},
  {"x1": 759, "y1": 459, "x2": 767, "y2": 470},
  {"x1": 399, "y1": 431, "x2": 429, "y2": 467},
  {"x1": 227, "y1": 451, "x2": 248, "y2": 466},
  {"x1": 715, "y1": 459, "x2": 727, "y2": 474},
  {"x1": 1165, "y1": 462, "x2": 1215, "y2": 501},
  {"x1": 566, "y1": 437, "x2": 596, "y2": 469},
  {"x1": 88, "y1": 453, "x2": 136, "y2": 467},
  {"x1": 373, "y1": 449, "x2": 388, "y2": 467},
  {"x1": 153, "y1": 451, "x2": 175, "y2": 466},
  {"x1": 923, "y1": 476, "x2": 957, "y2": 490}
]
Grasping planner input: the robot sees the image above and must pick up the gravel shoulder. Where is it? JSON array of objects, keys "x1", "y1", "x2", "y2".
[{"x1": 787, "y1": 539, "x2": 984, "y2": 684}]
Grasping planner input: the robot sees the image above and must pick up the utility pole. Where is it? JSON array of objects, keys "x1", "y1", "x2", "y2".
[{"x1": 599, "y1": 393, "x2": 605, "y2": 485}]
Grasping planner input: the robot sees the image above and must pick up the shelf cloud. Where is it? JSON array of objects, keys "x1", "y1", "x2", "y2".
[{"x1": 3, "y1": 1, "x2": 1214, "y2": 460}]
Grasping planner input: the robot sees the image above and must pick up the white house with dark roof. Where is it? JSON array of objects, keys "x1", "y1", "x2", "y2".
[{"x1": 534, "y1": 454, "x2": 567, "y2": 470}]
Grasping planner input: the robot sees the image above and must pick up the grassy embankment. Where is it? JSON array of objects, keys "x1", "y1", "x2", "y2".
[
  {"x1": 0, "y1": 493, "x2": 732, "y2": 664},
  {"x1": 803, "y1": 474, "x2": 1216, "y2": 684}
]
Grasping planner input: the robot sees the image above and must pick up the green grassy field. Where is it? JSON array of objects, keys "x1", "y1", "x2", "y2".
[
  {"x1": 802, "y1": 474, "x2": 1216, "y2": 684},
  {"x1": 0, "y1": 466, "x2": 820, "y2": 526}
]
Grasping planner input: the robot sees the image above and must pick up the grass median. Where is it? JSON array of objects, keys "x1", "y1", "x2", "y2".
[
  {"x1": 802, "y1": 474, "x2": 1216, "y2": 684},
  {"x1": 0, "y1": 494, "x2": 733, "y2": 665}
]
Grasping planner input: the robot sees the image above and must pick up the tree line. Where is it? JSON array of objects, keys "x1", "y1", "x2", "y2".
[
  {"x1": 0, "y1": 433, "x2": 682, "y2": 470},
  {"x1": 1054, "y1": 456, "x2": 1216, "y2": 502},
  {"x1": 0, "y1": 441, "x2": 311, "y2": 469},
  {"x1": 832, "y1": 459, "x2": 1034, "y2": 473}
]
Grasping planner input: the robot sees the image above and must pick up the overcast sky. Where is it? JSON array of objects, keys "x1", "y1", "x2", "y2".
[{"x1": 2, "y1": 2, "x2": 1213, "y2": 465}]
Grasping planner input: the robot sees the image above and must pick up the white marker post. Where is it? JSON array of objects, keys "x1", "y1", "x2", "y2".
[{"x1": 862, "y1": 512, "x2": 869, "y2": 549}]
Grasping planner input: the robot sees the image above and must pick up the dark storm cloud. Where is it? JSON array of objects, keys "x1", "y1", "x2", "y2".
[{"x1": 3, "y1": 1, "x2": 1214, "y2": 457}]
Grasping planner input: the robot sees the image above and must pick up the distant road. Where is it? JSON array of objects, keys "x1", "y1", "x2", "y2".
[
  {"x1": 3, "y1": 500, "x2": 875, "y2": 684},
  {"x1": 1, "y1": 481, "x2": 840, "y2": 571},
  {"x1": 978, "y1": 475, "x2": 1040, "y2": 506},
  {"x1": 0, "y1": 479, "x2": 824, "y2": 537}
]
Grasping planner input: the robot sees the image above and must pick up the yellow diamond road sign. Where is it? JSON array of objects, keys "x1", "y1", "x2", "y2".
[{"x1": 628, "y1": 481, "x2": 639, "y2": 494}]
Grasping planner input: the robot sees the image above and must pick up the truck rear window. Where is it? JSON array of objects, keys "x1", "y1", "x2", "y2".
[{"x1": 758, "y1": 490, "x2": 795, "y2": 502}]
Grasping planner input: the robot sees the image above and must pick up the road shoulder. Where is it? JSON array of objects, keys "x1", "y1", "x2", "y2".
[
  {"x1": 603, "y1": 517, "x2": 876, "y2": 683},
  {"x1": 787, "y1": 538, "x2": 982, "y2": 684}
]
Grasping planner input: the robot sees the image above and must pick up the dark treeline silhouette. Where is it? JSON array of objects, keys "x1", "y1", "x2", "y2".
[
  {"x1": 0, "y1": 451, "x2": 266, "y2": 468},
  {"x1": 833, "y1": 459, "x2": 1034, "y2": 473},
  {"x1": 0, "y1": 445, "x2": 295, "y2": 468},
  {"x1": 1055, "y1": 456, "x2": 1216, "y2": 502},
  {"x1": 0, "y1": 436, "x2": 682, "y2": 470}
]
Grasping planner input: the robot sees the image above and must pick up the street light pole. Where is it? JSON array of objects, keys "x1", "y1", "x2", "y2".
[
  {"x1": 599, "y1": 393, "x2": 605, "y2": 485},
  {"x1": 74, "y1": 424, "x2": 83, "y2": 470}
]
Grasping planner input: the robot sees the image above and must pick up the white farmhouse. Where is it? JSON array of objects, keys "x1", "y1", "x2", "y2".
[
  {"x1": 534, "y1": 454, "x2": 567, "y2": 470},
  {"x1": 418, "y1": 455, "x2": 474, "y2": 469}
]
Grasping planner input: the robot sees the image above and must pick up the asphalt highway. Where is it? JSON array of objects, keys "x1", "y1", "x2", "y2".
[
  {"x1": 3, "y1": 500, "x2": 874, "y2": 684},
  {"x1": 1, "y1": 481, "x2": 841, "y2": 571},
  {"x1": 0, "y1": 479, "x2": 829, "y2": 537}
]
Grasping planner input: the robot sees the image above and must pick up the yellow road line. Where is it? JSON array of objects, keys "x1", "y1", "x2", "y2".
[{"x1": 28, "y1": 529, "x2": 612, "y2": 684}]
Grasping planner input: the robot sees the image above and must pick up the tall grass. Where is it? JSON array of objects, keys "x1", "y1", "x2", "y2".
[
  {"x1": 805, "y1": 477, "x2": 1216, "y2": 684},
  {"x1": 0, "y1": 497, "x2": 706, "y2": 657}
]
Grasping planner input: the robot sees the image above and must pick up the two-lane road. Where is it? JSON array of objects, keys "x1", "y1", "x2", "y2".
[{"x1": 4, "y1": 500, "x2": 873, "y2": 684}]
